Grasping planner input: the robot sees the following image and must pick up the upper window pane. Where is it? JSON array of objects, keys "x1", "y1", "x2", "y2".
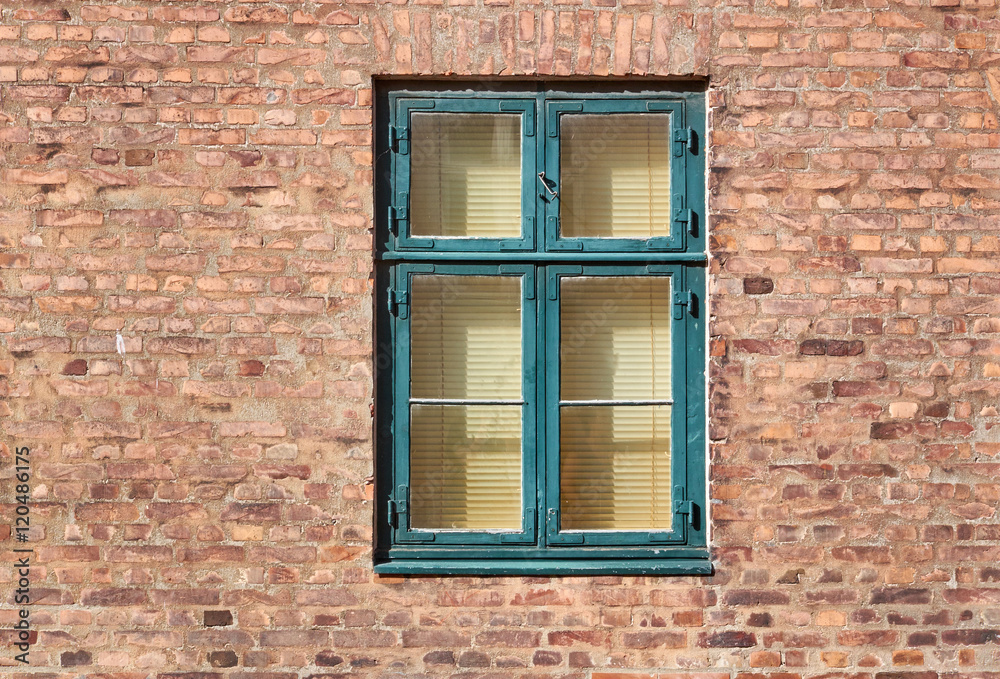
[
  {"x1": 560, "y1": 277, "x2": 672, "y2": 401},
  {"x1": 560, "y1": 114, "x2": 672, "y2": 239},
  {"x1": 410, "y1": 113, "x2": 522, "y2": 238},
  {"x1": 410, "y1": 275, "x2": 522, "y2": 400}
]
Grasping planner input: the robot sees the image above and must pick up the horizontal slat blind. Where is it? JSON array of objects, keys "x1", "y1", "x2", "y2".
[
  {"x1": 411, "y1": 276, "x2": 521, "y2": 400},
  {"x1": 410, "y1": 405, "x2": 522, "y2": 530},
  {"x1": 408, "y1": 275, "x2": 523, "y2": 530},
  {"x1": 560, "y1": 277, "x2": 672, "y2": 401},
  {"x1": 560, "y1": 114, "x2": 671, "y2": 239},
  {"x1": 410, "y1": 113, "x2": 521, "y2": 238},
  {"x1": 560, "y1": 405, "x2": 672, "y2": 530},
  {"x1": 560, "y1": 276, "x2": 673, "y2": 530}
]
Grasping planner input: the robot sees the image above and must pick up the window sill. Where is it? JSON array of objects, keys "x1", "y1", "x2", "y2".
[{"x1": 374, "y1": 550, "x2": 713, "y2": 576}]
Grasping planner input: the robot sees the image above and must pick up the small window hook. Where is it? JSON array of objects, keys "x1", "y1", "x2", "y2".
[{"x1": 537, "y1": 171, "x2": 559, "y2": 200}]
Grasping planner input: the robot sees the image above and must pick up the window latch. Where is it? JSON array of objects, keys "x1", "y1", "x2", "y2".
[{"x1": 537, "y1": 172, "x2": 559, "y2": 201}]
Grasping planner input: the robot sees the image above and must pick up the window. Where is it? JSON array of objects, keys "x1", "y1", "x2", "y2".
[{"x1": 374, "y1": 84, "x2": 708, "y2": 575}]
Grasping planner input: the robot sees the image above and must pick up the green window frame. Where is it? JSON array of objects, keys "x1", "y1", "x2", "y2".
[{"x1": 374, "y1": 84, "x2": 709, "y2": 575}]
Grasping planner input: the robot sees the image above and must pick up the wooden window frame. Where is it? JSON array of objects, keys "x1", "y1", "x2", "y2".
[{"x1": 374, "y1": 84, "x2": 709, "y2": 575}]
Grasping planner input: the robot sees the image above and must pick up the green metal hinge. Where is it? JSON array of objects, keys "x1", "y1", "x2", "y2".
[
  {"x1": 388, "y1": 484, "x2": 409, "y2": 528},
  {"x1": 673, "y1": 290, "x2": 693, "y2": 320},
  {"x1": 673, "y1": 485, "x2": 695, "y2": 526},
  {"x1": 388, "y1": 289, "x2": 409, "y2": 318},
  {"x1": 673, "y1": 127, "x2": 695, "y2": 157},
  {"x1": 391, "y1": 484, "x2": 434, "y2": 542},
  {"x1": 672, "y1": 194, "x2": 694, "y2": 236},
  {"x1": 675, "y1": 501, "x2": 694, "y2": 524},
  {"x1": 390, "y1": 125, "x2": 408, "y2": 154},
  {"x1": 673, "y1": 208, "x2": 694, "y2": 234},
  {"x1": 389, "y1": 192, "x2": 408, "y2": 236}
]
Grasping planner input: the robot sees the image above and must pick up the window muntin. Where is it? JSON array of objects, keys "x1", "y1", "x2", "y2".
[{"x1": 377, "y1": 88, "x2": 707, "y2": 575}]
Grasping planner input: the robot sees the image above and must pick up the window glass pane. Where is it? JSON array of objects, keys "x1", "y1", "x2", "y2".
[
  {"x1": 560, "y1": 277, "x2": 671, "y2": 401},
  {"x1": 560, "y1": 114, "x2": 671, "y2": 239},
  {"x1": 410, "y1": 113, "x2": 522, "y2": 238},
  {"x1": 410, "y1": 404, "x2": 522, "y2": 530},
  {"x1": 560, "y1": 405, "x2": 671, "y2": 530},
  {"x1": 410, "y1": 275, "x2": 522, "y2": 400}
]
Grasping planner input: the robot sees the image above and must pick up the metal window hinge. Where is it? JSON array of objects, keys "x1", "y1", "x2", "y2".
[
  {"x1": 673, "y1": 127, "x2": 695, "y2": 157},
  {"x1": 673, "y1": 290, "x2": 693, "y2": 319},
  {"x1": 388, "y1": 192, "x2": 408, "y2": 236},
  {"x1": 389, "y1": 486, "x2": 410, "y2": 529},
  {"x1": 672, "y1": 194, "x2": 695, "y2": 235},
  {"x1": 388, "y1": 289, "x2": 409, "y2": 318},
  {"x1": 390, "y1": 125, "x2": 408, "y2": 154},
  {"x1": 674, "y1": 500, "x2": 695, "y2": 526},
  {"x1": 391, "y1": 485, "x2": 435, "y2": 542},
  {"x1": 673, "y1": 485, "x2": 695, "y2": 526},
  {"x1": 389, "y1": 484, "x2": 409, "y2": 528},
  {"x1": 673, "y1": 207, "x2": 694, "y2": 234}
]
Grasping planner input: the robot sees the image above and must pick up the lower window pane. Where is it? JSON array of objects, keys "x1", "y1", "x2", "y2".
[
  {"x1": 410, "y1": 404, "x2": 522, "y2": 530},
  {"x1": 560, "y1": 405, "x2": 672, "y2": 530}
]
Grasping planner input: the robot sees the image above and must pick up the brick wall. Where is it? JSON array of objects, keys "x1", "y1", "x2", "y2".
[{"x1": 1, "y1": 0, "x2": 999, "y2": 676}]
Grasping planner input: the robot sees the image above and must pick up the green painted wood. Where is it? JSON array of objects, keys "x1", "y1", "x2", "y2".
[
  {"x1": 374, "y1": 557, "x2": 713, "y2": 576},
  {"x1": 392, "y1": 263, "x2": 539, "y2": 546},
  {"x1": 376, "y1": 251, "x2": 709, "y2": 263},
  {"x1": 390, "y1": 95, "x2": 537, "y2": 253},
  {"x1": 379, "y1": 87, "x2": 709, "y2": 575},
  {"x1": 543, "y1": 265, "x2": 686, "y2": 547},
  {"x1": 542, "y1": 98, "x2": 687, "y2": 253}
]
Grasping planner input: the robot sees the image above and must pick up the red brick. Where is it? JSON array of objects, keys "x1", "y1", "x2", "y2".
[{"x1": 0, "y1": 4, "x2": 994, "y2": 677}]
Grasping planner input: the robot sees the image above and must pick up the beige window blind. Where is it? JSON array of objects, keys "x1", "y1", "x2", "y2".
[
  {"x1": 560, "y1": 277, "x2": 673, "y2": 530},
  {"x1": 408, "y1": 275, "x2": 522, "y2": 530},
  {"x1": 560, "y1": 114, "x2": 672, "y2": 239},
  {"x1": 409, "y1": 113, "x2": 521, "y2": 238}
]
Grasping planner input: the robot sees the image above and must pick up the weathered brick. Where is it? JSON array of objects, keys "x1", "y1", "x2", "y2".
[
  {"x1": 0, "y1": 4, "x2": 993, "y2": 677},
  {"x1": 260, "y1": 630, "x2": 328, "y2": 647}
]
